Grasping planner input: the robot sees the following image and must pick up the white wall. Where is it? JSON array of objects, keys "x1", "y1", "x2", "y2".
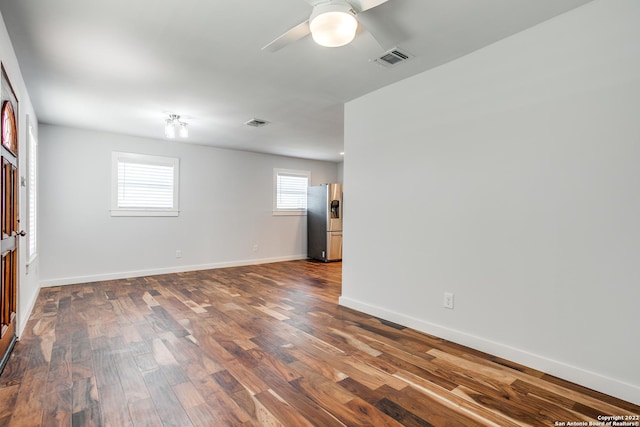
[
  {"x1": 341, "y1": 0, "x2": 640, "y2": 404},
  {"x1": 1, "y1": 11, "x2": 39, "y2": 336},
  {"x1": 39, "y1": 124, "x2": 339, "y2": 285}
]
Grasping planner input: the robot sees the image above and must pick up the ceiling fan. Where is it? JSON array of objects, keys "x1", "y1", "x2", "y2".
[{"x1": 262, "y1": 0, "x2": 395, "y2": 52}]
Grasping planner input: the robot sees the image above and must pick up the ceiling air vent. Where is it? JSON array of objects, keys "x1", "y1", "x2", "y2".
[
  {"x1": 372, "y1": 47, "x2": 413, "y2": 68},
  {"x1": 245, "y1": 118, "x2": 270, "y2": 127}
]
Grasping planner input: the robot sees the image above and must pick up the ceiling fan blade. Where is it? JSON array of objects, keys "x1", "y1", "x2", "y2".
[
  {"x1": 349, "y1": 0, "x2": 389, "y2": 13},
  {"x1": 301, "y1": 0, "x2": 328, "y2": 6},
  {"x1": 262, "y1": 21, "x2": 311, "y2": 52},
  {"x1": 356, "y1": 9, "x2": 402, "y2": 51},
  {"x1": 349, "y1": 27, "x2": 386, "y2": 57}
]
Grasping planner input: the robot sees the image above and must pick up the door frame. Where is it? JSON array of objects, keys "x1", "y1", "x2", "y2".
[{"x1": 0, "y1": 63, "x2": 20, "y2": 373}]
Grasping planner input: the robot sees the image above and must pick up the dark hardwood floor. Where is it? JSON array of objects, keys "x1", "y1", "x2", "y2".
[{"x1": 0, "y1": 260, "x2": 637, "y2": 426}]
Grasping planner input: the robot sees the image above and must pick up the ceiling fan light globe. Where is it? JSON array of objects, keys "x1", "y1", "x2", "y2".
[
  {"x1": 310, "y1": 9, "x2": 358, "y2": 47},
  {"x1": 179, "y1": 122, "x2": 188, "y2": 138},
  {"x1": 165, "y1": 119, "x2": 176, "y2": 139}
]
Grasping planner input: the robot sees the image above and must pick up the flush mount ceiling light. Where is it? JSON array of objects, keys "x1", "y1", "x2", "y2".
[
  {"x1": 309, "y1": 2, "x2": 358, "y2": 48},
  {"x1": 164, "y1": 114, "x2": 188, "y2": 139}
]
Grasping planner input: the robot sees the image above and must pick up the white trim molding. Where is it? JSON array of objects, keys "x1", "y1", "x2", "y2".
[{"x1": 339, "y1": 296, "x2": 640, "y2": 405}]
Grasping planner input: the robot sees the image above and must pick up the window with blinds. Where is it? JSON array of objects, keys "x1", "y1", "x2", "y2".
[
  {"x1": 27, "y1": 124, "x2": 38, "y2": 263},
  {"x1": 273, "y1": 169, "x2": 310, "y2": 215},
  {"x1": 111, "y1": 152, "x2": 179, "y2": 216}
]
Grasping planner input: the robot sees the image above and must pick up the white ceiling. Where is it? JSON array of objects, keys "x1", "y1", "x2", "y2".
[{"x1": 0, "y1": 0, "x2": 593, "y2": 162}]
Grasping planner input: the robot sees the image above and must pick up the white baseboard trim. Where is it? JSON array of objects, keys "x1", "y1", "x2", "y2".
[
  {"x1": 338, "y1": 295, "x2": 640, "y2": 405},
  {"x1": 17, "y1": 288, "x2": 39, "y2": 338},
  {"x1": 39, "y1": 254, "x2": 308, "y2": 288}
]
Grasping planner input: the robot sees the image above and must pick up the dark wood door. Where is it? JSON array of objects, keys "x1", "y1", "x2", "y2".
[{"x1": 0, "y1": 66, "x2": 19, "y2": 373}]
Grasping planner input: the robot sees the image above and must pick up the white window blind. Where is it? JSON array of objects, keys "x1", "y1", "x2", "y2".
[
  {"x1": 111, "y1": 152, "x2": 179, "y2": 216},
  {"x1": 117, "y1": 162, "x2": 174, "y2": 208},
  {"x1": 274, "y1": 169, "x2": 310, "y2": 215},
  {"x1": 27, "y1": 123, "x2": 38, "y2": 263}
]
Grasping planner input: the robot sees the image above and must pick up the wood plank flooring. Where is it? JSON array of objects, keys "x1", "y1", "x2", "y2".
[{"x1": 0, "y1": 260, "x2": 638, "y2": 426}]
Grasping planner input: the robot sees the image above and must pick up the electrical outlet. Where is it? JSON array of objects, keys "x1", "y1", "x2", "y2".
[
  {"x1": 252, "y1": 243, "x2": 259, "y2": 252},
  {"x1": 175, "y1": 250, "x2": 182, "y2": 258},
  {"x1": 443, "y1": 292, "x2": 454, "y2": 309}
]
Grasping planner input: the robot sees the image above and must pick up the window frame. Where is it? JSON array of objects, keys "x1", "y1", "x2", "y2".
[
  {"x1": 26, "y1": 119, "x2": 38, "y2": 264},
  {"x1": 110, "y1": 152, "x2": 180, "y2": 217},
  {"x1": 273, "y1": 168, "x2": 310, "y2": 216}
]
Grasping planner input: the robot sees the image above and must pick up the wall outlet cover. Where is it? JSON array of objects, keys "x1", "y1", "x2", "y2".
[{"x1": 444, "y1": 292, "x2": 454, "y2": 309}]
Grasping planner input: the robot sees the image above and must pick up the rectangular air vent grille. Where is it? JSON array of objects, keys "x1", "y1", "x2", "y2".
[
  {"x1": 372, "y1": 48, "x2": 413, "y2": 68},
  {"x1": 245, "y1": 118, "x2": 270, "y2": 127}
]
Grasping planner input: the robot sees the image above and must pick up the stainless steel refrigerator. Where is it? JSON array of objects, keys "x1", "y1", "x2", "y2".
[{"x1": 307, "y1": 183, "x2": 342, "y2": 262}]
